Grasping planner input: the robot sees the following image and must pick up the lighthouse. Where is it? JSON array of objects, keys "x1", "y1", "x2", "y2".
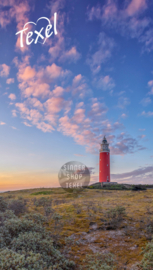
[{"x1": 99, "y1": 136, "x2": 110, "y2": 185}]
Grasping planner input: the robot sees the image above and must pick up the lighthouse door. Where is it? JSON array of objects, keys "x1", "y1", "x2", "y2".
[{"x1": 107, "y1": 176, "x2": 109, "y2": 182}]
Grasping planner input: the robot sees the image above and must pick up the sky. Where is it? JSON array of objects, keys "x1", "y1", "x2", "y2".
[{"x1": 0, "y1": 0, "x2": 153, "y2": 191}]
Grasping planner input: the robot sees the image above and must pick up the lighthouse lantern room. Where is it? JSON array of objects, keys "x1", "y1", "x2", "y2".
[{"x1": 99, "y1": 136, "x2": 110, "y2": 184}]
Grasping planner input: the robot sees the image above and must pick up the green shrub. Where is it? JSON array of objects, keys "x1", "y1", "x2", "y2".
[
  {"x1": 23, "y1": 213, "x2": 47, "y2": 225},
  {"x1": 33, "y1": 197, "x2": 52, "y2": 207},
  {"x1": 83, "y1": 252, "x2": 116, "y2": 270},
  {"x1": 131, "y1": 185, "x2": 146, "y2": 191},
  {"x1": 0, "y1": 210, "x2": 16, "y2": 222},
  {"x1": 0, "y1": 249, "x2": 47, "y2": 270},
  {"x1": 31, "y1": 191, "x2": 53, "y2": 195},
  {"x1": 140, "y1": 241, "x2": 153, "y2": 269},
  {"x1": 8, "y1": 199, "x2": 27, "y2": 216},
  {"x1": 0, "y1": 197, "x2": 8, "y2": 212},
  {"x1": 0, "y1": 210, "x2": 75, "y2": 270},
  {"x1": 105, "y1": 206, "x2": 126, "y2": 229}
]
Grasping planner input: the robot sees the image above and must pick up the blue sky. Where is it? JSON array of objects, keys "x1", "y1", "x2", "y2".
[{"x1": 0, "y1": 0, "x2": 153, "y2": 191}]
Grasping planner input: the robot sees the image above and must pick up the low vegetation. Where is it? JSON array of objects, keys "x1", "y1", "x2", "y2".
[
  {"x1": 0, "y1": 187, "x2": 153, "y2": 269},
  {"x1": 88, "y1": 183, "x2": 147, "y2": 191}
]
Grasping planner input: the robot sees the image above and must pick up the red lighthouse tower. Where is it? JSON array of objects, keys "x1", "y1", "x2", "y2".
[{"x1": 99, "y1": 136, "x2": 110, "y2": 185}]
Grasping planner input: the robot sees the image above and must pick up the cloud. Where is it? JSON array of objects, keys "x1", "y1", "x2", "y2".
[
  {"x1": 13, "y1": 57, "x2": 72, "y2": 133},
  {"x1": 140, "y1": 97, "x2": 152, "y2": 106},
  {"x1": 126, "y1": 0, "x2": 147, "y2": 16},
  {"x1": 87, "y1": 0, "x2": 150, "y2": 48},
  {"x1": 19, "y1": 66, "x2": 36, "y2": 81},
  {"x1": 60, "y1": 46, "x2": 81, "y2": 63},
  {"x1": 0, "y1": 0, "x2": 31, "y2": 52},
  {"x1": 141, "y1": 110, "x2": 153, "y2": 117},
  {"x1": 111, "y1": 165, "x2": 153, "y2": 184},
  {"x1": 58, "y1": 99, "x2": 109, "y2": 153},
  {"x1": 148, "y1": 80, "x2": 153, "y2": 94},
  {"x1": 117, "y1": 97, "x2": 130, "y2": 109},
  {"x1": 0, "y1": 122, "x2": 6, "y2": 125},
  {"x1": 74, "y1": 154, "x2": 85, "y2": 157},
  {"x1": 57, "y1": 96, "x2": 143, "y2": 155},
  {"x1": 23, "y1": 122, "x2": 32, "y2": 127},
  {"x1": 15, "y1": 56, "x2": 71, "y2": 98},
  {"x1": 15, "y1": 102, "x2": 54, "y2": 133},
  {"x1": 44, "y1": 97, "x2": 71, "y2": 115},
  {"x1": 12, "y1": 110, "x2": 17, "y2": 117},
  {"x1": 89, "y1": 100, "x2": 108, "y2": 119},
  {"x1": 0, "y1": 64, "x2": 10, "y2": 77},
  {"x1": 87, "y1": 32, "x2": 115, "y2": 73},
  {"x1": 139, "y1": 134, "x2": 146, "y2": 139},
  {"x1": 139, "y1": 28, "x2": 153, "y2": 53},
  {"x1": 49, "y1": 36, "x2": 81, "y2": 64},
  {"x1": 121, "y1": 113, "x2": 128, "y2": 118},
  {"x1": 139, "y1": 128, "x2": 145, "y2": 131},
  {"x1": 72, "y1": 74, "x2": 91, "y2": 98},
  {"x1": 10, "y1": 51, "x2": 144, "y2": 156},
  {"x1": 110, "y1": 133, "x2": 146, "y2": 155},
  {"x1": 46, "y1": 1, "x2": 81, "y2": 63},
  {"x1": 6, "y1": 78, "x2": 14, "y2": 84},
  {"x1": 94, "y1": 75, "x2": 115, "y2": 91},
  {"x1": 8, "y1": 93, "x2": 16, "y2": 100}
]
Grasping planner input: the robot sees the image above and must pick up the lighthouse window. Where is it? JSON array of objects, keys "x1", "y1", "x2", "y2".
[{"x1": 107, "y1": 164, "x2": 108, "y2": 166}]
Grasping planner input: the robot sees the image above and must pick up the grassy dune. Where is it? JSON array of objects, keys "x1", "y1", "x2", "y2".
[{"x1": 1, "y1": 187, "x2": 153, "y2": 269}]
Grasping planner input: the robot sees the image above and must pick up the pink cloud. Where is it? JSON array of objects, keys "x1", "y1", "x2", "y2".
[
  {"x1": 45, "y1": 1, "x2": 81, "y2": 65},
  {"x1": 8, "y1": 93, "x2": 16, "y2": 100},
  {"x1": 94, "y1": 75, "x2": 115, "y2": 91},
  {"x1": 26, "y1": 98, "x2": 44, "y2": 111},
  {"x1": 73, "y1": 74, "x2": 82, "y2": 84},
  {"x1": 0, "y1": 1, "x2": 30, "y2": 52},
  {"x1": 87, "y1": 0, "x2": 150, "y2": 41},
  {"x1": 72, "y1": 74, "x2": 91, "y2": 98},
  {"x1": 121, "y1": 113, "x2": 128, "y2": 119},
  {"x1": 74, "y1": 154, "x2": 85, "y2": 157},
  {"x1": 15, "y1": 102, "x2": 30, "y2": 115},
  {"x1": 60, "y1": 46, "x2": 81, "y2": 63},
  {"x1": 58, "y1": 99, "x2": 111, "y2": 154},
  {"x1": 6, "y1": 78, "x2": 14, "y2": 84},
  {"x1": 12, "y1": 110, "x2": 17, "y2": 117},
  {"x1": 16, "y1": 57, "x2": 70, "y2": 98},
  {"x1": 86, "y1": 32, "x2": 115, "y2": 73},
  {"x1": 45, "y1": 97, "x2": 66, "y2": 113},
  {"x1": 47, "y1": 4, "x2": 81, "y2": 63},
  {"x1": 140, "y1": 134, "x2": 146, "y2": 139},
  {"x1": 0, "y1": 64, "x2": 10, "y2": 77},
  {"x1": 23, "y1": 121, "x2": 32, "y2": 127},
  {"x1": 52, "y1": 86, "x2": 64, "y2": 97},
  {"x1": 126, "y1": 0, "x2": 147, "y2": 16},
  {"x1": 72, "y1": 108, "x2": 85, "y2": 124},
  {"x1": 141, "y1": 111, "x2": 153, "y2": 117},
  {"x1": 46, "y1": 63, "x2": 66, "y2": 79},
  {"x1": 36, "y1": 122, "x2": 54, "y2": 133},
  {"x1": 0, "y1": 121, "x2": 6, "y2": 126},
  {"x1": 19, "y1": 66, "x2": 36, "y2": 81}
]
